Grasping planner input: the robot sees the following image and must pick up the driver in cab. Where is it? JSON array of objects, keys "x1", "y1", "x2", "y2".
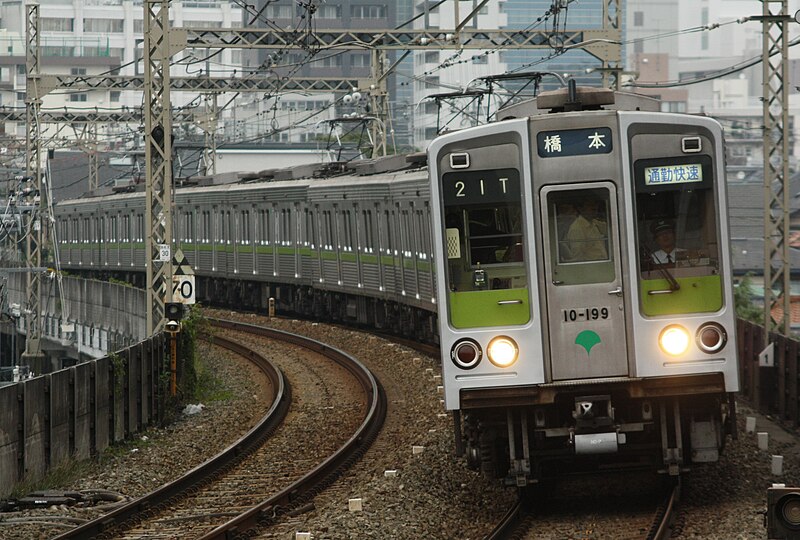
[{"x1": 650, "y1": 220, "x2": 683, "y2": 265}]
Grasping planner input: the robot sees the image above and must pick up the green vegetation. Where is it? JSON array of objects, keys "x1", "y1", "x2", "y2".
[
  {"x1": 109, "y1": 352, "x2": 126, "y2": 396},
  {"x1": 734, "y1": 274, "x2": 763, "y2": 323},
  {"x1": 9, "y1": 457, "x2": 91, "y2": 499},
  {"x1": 176, "y1": 305, "x2": 210, "y2": 402}
]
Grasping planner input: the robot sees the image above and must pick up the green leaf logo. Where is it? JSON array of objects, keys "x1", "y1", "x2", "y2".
[{"x1": 575, "y1": 330, "x2": 602, "y2": 356}]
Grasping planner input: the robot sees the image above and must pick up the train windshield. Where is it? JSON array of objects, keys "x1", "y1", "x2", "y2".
[
  {"x1": 441, "y1": 168, "x2": 526, "y2": 292},
  {"x1": 634, "y1": 156, "x2": 723, "y2": 315}
]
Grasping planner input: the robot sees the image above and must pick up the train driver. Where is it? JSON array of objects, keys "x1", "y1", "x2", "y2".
[{"x1": 650, "y1": 220, "x2": 683, "y2": 264}]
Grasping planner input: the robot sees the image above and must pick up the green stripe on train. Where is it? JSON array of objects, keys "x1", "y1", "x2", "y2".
[
  {"x1": 448, "y1": 289, "x2": 531, "y2": 328},
  {"x1": 640, "y1": 275, "x2": 723, "y2": 315}
]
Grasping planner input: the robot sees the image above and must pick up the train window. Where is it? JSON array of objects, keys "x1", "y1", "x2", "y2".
[
  {"x1": 401, "y1": 210, "x2": 411, "y2": 255},
  {"x1": 122, "y1": 215, "x2": 130, "y2": 242},
  {"x1": 551, "y1": 191, "x2": 611, "y2": 265},
  {"x1": 633, "y1": 155, "x2": 722, "y2": 315},
  {"x1": 362, "y1": 210, "x2": 374, "y2": 252},
  {"x1": 544, "y1": 188, "x2": 615, "y2": 285},
  {"x1": 136, "y1": 215, "x2": 144, "y2": 242},
  {"x1": 383, "y1": 210, "x2": 394, "y2": 254},
  {"x1": 441, "y1": 168, "x2": 526, "y2": 292},
  {"x1": 323, "y1": 210, "x2": 333, "y2": 250},
  {"x1": 343, "y1": 210, "x2": 354, "y2": 251}
]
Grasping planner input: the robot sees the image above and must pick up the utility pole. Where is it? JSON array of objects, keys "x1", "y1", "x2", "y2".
[
  {"x1": 143, "y1": 0, "x2": 175, "y2": 334},
  {"x1": 369, "y1": 49, "x2": 390, "y2": 158},
  {"x1": 757, "y1": 0, "x2": 791, "y2": 337},
  {"x1": 601, "y1": 0, "x2": 622, "y2": 89},
  {"x1": 22, "y1": 3, "x2": 46, "y2": 372},
  {"x1": 201, "y1": 93, "x2": 217, "y2": 175}
]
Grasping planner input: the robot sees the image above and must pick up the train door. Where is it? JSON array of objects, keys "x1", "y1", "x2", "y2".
[{"x1": 540, "y1": 182, "x2": 628, "y2": 380}]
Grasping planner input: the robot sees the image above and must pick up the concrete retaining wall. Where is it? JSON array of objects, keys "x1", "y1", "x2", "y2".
[
  {"x1": 7, "y1": 274, "x2": 147, "y2": 358},
  {"x1": 0, "y1": 333, "x2": 168, "y2": 497}
]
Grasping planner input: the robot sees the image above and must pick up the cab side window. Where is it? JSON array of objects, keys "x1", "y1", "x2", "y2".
[{"x1": 441, "y1": 168, "x2": 526, "y2": 292}]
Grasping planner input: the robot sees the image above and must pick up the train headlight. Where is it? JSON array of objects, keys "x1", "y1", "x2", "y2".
[
  {"x1": 451, "y1": 339, "x2": 482, "y2": 370},
  {"x1": 696, "y1": 323, "x2": 727, "y2": 354},
  {"x1": 487, "y1": 336, "x2": 518, "y2": 368},
  {"x1": 659, "y1": 325, "x2": 690, "y2": 356}
]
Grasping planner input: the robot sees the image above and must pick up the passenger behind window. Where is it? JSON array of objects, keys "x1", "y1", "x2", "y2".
[{"x1": 565, "y1": 197, "x2": 608, "y2": 262}]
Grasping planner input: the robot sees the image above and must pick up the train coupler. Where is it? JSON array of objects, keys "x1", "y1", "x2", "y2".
[{"x1": 506, "y1": 409, "x2": 531, "y2": 486}]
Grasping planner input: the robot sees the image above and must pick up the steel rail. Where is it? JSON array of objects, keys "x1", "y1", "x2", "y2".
[
  {"x1": 484, "y1": 497, "x2": 524, "y2": 540},
  {"x1": 52, "y1": 321, "x2": 289, "y2": 540},
  {"x1": 198, "y1": 318, "x2": 387, "y2": 540},
  {"x1": 648, "y1": 479, "x2": 681, "y2": 540}
]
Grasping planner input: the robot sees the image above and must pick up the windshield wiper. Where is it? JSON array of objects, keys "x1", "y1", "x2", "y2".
[{"x1": 641, "y1": 243, "x2": 680, "y2": 294}]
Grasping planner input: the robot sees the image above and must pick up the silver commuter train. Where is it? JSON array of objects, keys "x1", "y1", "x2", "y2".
[
  {"x1": 55, "y1": 160, "x2": 439, "y2": 338},
  {"x1": 54, "y1": 86, "x2": 738, "y2": 485},
  {"x1": 428, "y1": 86, "x2": 739, "y2": 483}
]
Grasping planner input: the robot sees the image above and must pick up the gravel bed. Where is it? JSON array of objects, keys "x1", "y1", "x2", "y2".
[
  {"x1": 117, "y1": 327, "x2": 366, "y2": 539},
  {"x1": 205, "y1": 311, "x2": 516, "y2": 540},
  {"x1": 4, "y1": 308, "x2": 794, "y2": 540},
  {"x1": 677, "y1": 403, "x2": 800, "y2": 539}
]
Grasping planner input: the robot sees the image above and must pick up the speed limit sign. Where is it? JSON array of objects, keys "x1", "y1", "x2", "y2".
[{"x1": 172, "y1": 275, "x2": 196, "y2": 304}]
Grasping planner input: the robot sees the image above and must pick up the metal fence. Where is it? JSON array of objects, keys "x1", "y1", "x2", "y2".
[
  {"x1": 0, "y1": 333, "x2": 168, "y2": 498},
  {"x1": 738, "y1": 318, "x2": 800, "y2": 425}
]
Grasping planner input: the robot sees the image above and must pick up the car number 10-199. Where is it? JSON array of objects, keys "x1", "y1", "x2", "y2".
[{"x1": 563, "y1": 307, "x2": 609, "y2": 323}]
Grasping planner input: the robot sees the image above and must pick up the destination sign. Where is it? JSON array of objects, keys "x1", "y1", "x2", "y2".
[
  {"x1": 536, "y1": 127, "x2": 613, "y2": 157},
  {"x1": 644, "y1": 164, "x2": 703, "y2": 186},
  {"x1": 442, "y1": 169, "x2": 520, "y2": 206}
]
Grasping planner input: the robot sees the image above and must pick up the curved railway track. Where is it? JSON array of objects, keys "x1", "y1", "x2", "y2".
[
  {"x1": 53, "y1": 318, "x2": 386, "y2": 540},
  {"x1": 485, "y1": 475, "x2": 680, "y2": 540}
]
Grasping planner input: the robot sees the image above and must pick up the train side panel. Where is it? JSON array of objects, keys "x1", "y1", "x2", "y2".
[{"x1": 428, "y1": 119, "x2": 547, "y2": 410}]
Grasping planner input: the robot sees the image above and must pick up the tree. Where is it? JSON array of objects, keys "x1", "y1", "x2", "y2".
[{"x1": 734, "y1": 274, "x2": 763, "y2": 323}]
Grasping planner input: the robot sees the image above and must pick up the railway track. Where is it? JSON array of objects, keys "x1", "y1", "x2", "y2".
[
  {"x1": 486, "y1": 474, "x2": 681, "y2": 540},
  {"x1": 53, "y1": 318, "x2": 386, "y2": 540}
]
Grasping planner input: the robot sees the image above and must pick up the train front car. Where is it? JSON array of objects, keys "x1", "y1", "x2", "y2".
[{"x1": 428, "y1": 87, "x2": 739, "y2": 486}]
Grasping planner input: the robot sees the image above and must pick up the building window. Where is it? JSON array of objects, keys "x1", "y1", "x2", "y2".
[
  {"x1": 183, "y1": 20, "x2": 222, "y2": 28},
  {"x1": 351, "y1": 52, "x2": 370, "y2": 67},
  {"x1": 472, "y1": 54, "x2": 488, "y2": 64},
  {"x1": 84, "y1": 18, "x2": 124, "y2": 33},
  {"x1": 42, "y1": 46, "x2": 75, "y2": 57},
  {"x1": 351, "y1": 5, "x2": 386, "y2": 18},
  {"x1": 70, "y1": 67, "x2": 87, "y2": 76},
  {"x1": 266, "y1": 5, "x2": 294, "y2": 18},
  {"x1": 424, "y1": 75, "x2": 439, "y2": 89},
  {"x1": 41, "y1": 18, "x2": 74, "y2": 32},
  {"x1": 318, "y1": 5, "x2": 341, "y2": 18},
  {"x1": 634, "y1": 11, "x2": 644, "y2": 26},
  {"x1": 70, "y1": 93, "x2": 88, "y2": 102},
  {"x1": 424, "y1": 51, "x2": 439, "y2": 63},
  {"x1": 311, "y1": 55, "x2": 342, "y2": 68},
  {"x1": 110, "y1": 91, "x2": 121, "y2": 102}
]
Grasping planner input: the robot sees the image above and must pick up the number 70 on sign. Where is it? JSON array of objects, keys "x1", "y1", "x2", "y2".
[{"x1": 172, "y1": 275, "x2": 196, "y2": 304}]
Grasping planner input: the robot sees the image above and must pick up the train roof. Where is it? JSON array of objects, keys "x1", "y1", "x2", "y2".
[
  {"x1": 496, "y1": 85, "x2": 660, "y2": 120},
  {"x1": 56, "y1": 154, "x2": 429, "y2": 209}
]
